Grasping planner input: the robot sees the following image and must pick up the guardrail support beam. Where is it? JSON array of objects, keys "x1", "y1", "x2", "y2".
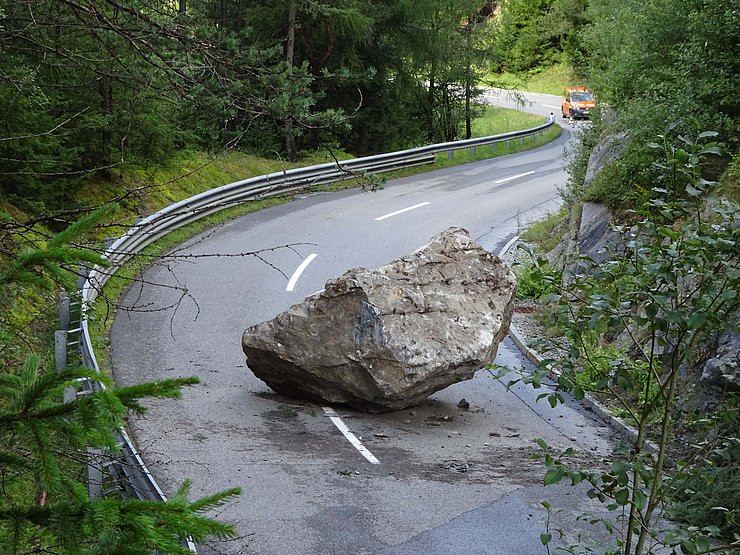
[
  {"x1": 88, "y1": 448, "x2": 105, "y2": 500},
  {"x1": 59, "y1": 292, "x2": 70, "y2": 330},
  {"x1": 55, "y1": 330, "x2": 67, "y2": 372}
]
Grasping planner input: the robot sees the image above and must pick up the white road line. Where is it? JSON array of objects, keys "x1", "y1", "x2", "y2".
[
  {"x1": 374, "y1": 201, "x2": 430, "y2": 221},
  {"x1": 286, "y1": 253, "x2": 317, "y2": 292},
  {"x1": 499, "y1": 235, "x2": 520, "y2": 258},
  {"x1": 323, "y1": 407, "x2": 380, "y2": 464},
  {"x1": 543, "y1": 104, "x2": 560, "y2": 110},
  {"x1": 494, "y1": 171, "x2": 535, "y2": 184}
]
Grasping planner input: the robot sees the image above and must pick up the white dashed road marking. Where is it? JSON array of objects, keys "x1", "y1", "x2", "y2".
[
  {"x1": 286, "y1": 253, "x2": 317, "y2": 292},
  {"x1": 323, "y1": 407, "x2": 380, "y2": 464},
  {"x1": 494, "y1": 171, "x2": 535, "y2": 184},
  {"x1": 374, "y1": 201, "x2": 430, "y2": 221}
]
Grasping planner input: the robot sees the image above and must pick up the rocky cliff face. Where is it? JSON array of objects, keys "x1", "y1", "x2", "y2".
[{"x1": 548, "y1": 130, "x2": 738, "y2": 406}]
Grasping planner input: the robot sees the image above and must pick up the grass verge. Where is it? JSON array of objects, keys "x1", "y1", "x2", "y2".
[{"x1": 484, "y1": 63, "x2": 579, "y2": 96}]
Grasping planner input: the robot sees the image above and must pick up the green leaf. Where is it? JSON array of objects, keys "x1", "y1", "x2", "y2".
[
  {"x1": 685, "y1": 184, "x2": 701, "y2": 197},
  {"x1": 645, "y1": 303, "x2": 659, "y2": 318},
  {"x1": 614, "y1": 488, "x2": 629, "y2": 505},
  {"x1": 695, "y1": 537, "x2": 710, "y2": 551},
  {"x1": 540, "y1": 532, "x2": 552, "y2": 545},
  {"x1": 687, "y1": 312, "x2": 707, "y2": 330},
  {"x1": 544, "y1": 467, "x2": 566, "y2": 486},
  {"x1": 633, "y1": 489, "x2": 647, "y2": 510}
]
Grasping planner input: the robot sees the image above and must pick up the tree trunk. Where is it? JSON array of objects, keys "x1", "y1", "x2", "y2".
[
  {"x1": 357, "y1": 120, "x2": 370, "y2": 156},
  {"x1": 236, "y1": 0, "x2": 244, "y2": 30},
  {"x1": 98, "y1": 74, "x2": 113, "y2": 179},
  {"x1": 284, "y1": 0, "x2": 298, "y2": 161},
  {"x1": 427, "y1": 66, "x2": 437, "y2": 142},
  {"x1": 219, "y1": 0, "x2": 228, "y2": 32},
  {"x1": 178, "y1": 0, "x2": 186, "y2": 16}
]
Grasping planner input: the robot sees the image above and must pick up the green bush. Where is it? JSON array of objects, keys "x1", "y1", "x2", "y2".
[
  {"x1": 504, "y1": 133, "x2": 739, "y2": 554},
  {"x1": 670, "y1": 436, "x2": 740, "y2": 539},
  {"x1": 512, "y1": 247, "x2": 561, "y2": 299}
]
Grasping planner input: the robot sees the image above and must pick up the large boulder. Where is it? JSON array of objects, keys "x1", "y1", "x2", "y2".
[{"x1": 242, "y1": 227, "x2": 517, "y2": 412}]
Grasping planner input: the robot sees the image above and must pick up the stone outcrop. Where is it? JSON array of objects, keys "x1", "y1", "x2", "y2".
[
  {"x1": 701, "y1": 330, "x2": 740, "y2": 391},
  {"x1": 583, "y1": 131, "x2": 627, "y2": 190},
  {"x1": 242, "y1": 227, "x2": 516, "y2": 412},
  {"x1": 548, "y1": 130, "x2": 627, "y2": 272}
]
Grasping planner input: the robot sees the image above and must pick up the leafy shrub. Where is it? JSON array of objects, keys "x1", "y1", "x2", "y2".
[
  {"x1": 670, "y1": 435, "x2": 740, "y2": 539},
  {"x1": 512, "y1": 246, "x2": 561, "y2": 299},
  {"x1": 502, "y1": 132, "x2": 739, "y2": 554}
]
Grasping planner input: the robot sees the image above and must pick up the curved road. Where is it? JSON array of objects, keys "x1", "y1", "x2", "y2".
[{"x1": 111, "y1": 95, "x2": 616, "y2": 554}]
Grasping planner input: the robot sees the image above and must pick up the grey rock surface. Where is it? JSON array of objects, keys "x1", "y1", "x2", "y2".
[
  {"x1": 573, "y1": 201, "x2": 623, "y2": 270},
  {"x1": 701, "y1": 330, "x2": 740, "y2": 390},
  {"x1": 242, "y1": 227, "x2": 517, "y2": 412},
  {"x1": 583, "y1": 131, "x2": 627, "y2": 188},
  {"x1": 549, "y1": 130, "x2": 626, "y2": 272}
]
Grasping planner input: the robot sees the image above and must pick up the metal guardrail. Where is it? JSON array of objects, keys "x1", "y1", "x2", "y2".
[{"x1": 71, "y1": 116, "x2": 553, "y2": 552}]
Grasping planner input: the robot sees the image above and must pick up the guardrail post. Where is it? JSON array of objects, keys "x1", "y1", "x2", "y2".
[
  {"x1": 63, "y1": 386, "x2": 77, "y2": 403},
  {"x1": 77, "y1": 264, "x2": 89, "y2": 291},
  {"x1": 520, "y1": 137, "x2": 524, "y2": 145},
  {"x1": 471, "y1": 145, "x2": 476, "y2": 156},
  {"x1": 88, "y1": 448, "x2": 105, "y2": 500},
  {"x1": 59, "y1": 291, "x2": 70, "y2": 330},
  {"x1": 55, "y1": 330, "x2": 67, "y2": 372},
  {"x1": 447, "y1": 150, "x2": 453, "y2": 160}
]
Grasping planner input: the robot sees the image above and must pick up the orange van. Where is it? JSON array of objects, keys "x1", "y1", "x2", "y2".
[{"x1": 561, "y1": 86, "x2": 595, "y2": 119}]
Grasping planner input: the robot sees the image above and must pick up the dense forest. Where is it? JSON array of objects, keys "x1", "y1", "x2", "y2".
[
  {"x1": 3, "y1": 0, "x2": 735, "y2": 215},
  {"x1": 0, "y1": 0, "x2": 602, "y2": 216},
  {"x1": 0, "y1": 0, "x2": 738, "y2": 553}
]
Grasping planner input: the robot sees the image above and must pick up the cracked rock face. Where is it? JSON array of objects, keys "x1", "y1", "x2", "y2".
[{"x1": 242, "y1": 227, "x2": 517, "y2": 412}]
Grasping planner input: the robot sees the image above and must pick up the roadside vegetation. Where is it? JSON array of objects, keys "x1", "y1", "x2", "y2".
[
  {"x1": 507, "y1": 136, "x2": 738, "y2": 554},
  {"x1": 486, "y1": 63, "x2": 578, "y2": 96},
  {"x1": 500, "y1": 0, "x2": 739, "y2": 552}
]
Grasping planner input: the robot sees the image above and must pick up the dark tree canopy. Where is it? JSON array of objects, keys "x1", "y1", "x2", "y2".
[{"x1": 0, "y1": 0, "x2": 499, "y2": 212}]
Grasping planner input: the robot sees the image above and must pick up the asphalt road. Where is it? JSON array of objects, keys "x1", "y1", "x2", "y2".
[{"x1": 110, "y1": 95, "x2": 619, "y2": 554}]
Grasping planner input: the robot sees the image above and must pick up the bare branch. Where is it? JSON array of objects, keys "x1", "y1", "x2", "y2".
[{"x1": 0, "y1": 108, "x2": 90, "y2": 142}]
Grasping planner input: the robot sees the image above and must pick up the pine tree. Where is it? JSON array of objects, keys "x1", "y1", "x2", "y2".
[{"x1": 0, "y1": 206, "x2": 240, "y2": 554}]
